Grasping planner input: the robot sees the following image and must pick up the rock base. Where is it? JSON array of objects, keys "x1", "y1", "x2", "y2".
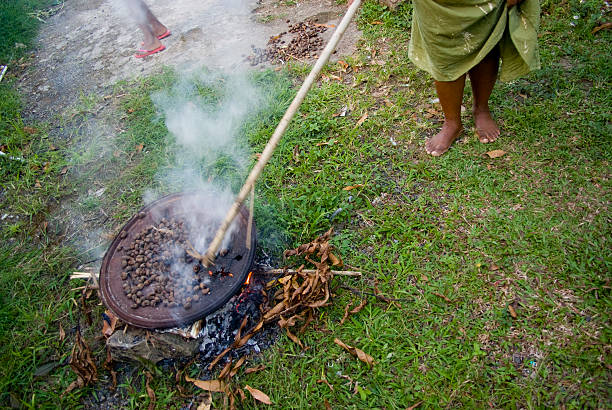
[{"x1": 107, "y1": 328, "x2": 199, "y2": 363}]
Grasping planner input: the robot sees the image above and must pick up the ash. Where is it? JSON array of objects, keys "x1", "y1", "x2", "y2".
[{"x1": 195, "y1": 255, "x2": 280, "y2": 369}]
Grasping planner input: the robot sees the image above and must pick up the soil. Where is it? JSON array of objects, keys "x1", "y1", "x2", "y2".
[{"x1": 18, "y1": 0, "x2": 361, "y2": 120}]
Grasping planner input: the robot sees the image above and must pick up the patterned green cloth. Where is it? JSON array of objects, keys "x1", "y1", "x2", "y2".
[{"x1": 408, "y1": 0, "x2": 540, "y2": 82}]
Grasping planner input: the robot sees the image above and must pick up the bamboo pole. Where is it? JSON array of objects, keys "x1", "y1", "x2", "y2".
[{"x1": 200, "y1": 0, "x2": 362, "y2": 266}]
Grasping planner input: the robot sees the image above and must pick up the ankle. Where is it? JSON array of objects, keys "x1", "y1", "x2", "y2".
[
  {"x1": 442, "y1": 119, "x2": 463, "y2": 130},
  {"x1": 472, "y1": 105, "x2": 490, "y2": 115}
]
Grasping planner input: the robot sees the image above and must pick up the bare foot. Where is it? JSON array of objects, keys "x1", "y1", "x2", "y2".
[
  {"x1": 473, "y1": 109, "x2": 500, "y2": 143},
  {"x1": 426, "y1": 122, "x2": 464, "y2": 156},
  {"x1": 142, "y1": 38, "x2": 163, "y2": 52}
]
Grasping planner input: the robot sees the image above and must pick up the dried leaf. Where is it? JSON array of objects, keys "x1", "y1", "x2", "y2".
[
  {"x1": 285, "y1": 327, "x2": 304, "y2": 349},
  {"x1": 334, "y1": 338, "x2": 375, "y2": 366},
  {"x1": 102, "y1": 310, "x2": 118, "y2": 338},
  {"x1": 230, "y1": 356, "x2": 246, "y2": 378},
  {"x1": 60, "y1": 166, "x2": 69, "y2": 175},
  {"x1": 135, "y1": 144, "x2": 144, "y2": 153},
  {"x1": 64, "y1": 328, "x2": 97, "y2": 395},
  {"x1": 328, "y1": 252, "x2": 343, "y2": 267},
  {"x1": 337, "y1": 60, "x2": 349, "y2": 71},
  {"x1": 433, "y1": 292, "x2": 452, "y2": 303},
  {"x1": 486, "y1": 149, "x2": 506, "y2": 158},
  {"x1": 59, "y1": 323, "x2": 65, "y2": 342},
  {"x1": 145, "y1": 371, "x2": 156, "y2": 410},
  {"x1": 245, "y1": 385, "x2": 272, "y2": 405},
  {"x1": 490, "y1": 264, "x2": 500, "y2": 271},
  {"x1": 185, "y1": 376, "x2": 227, "y2": 392},
  {"x1": 508, "y1": 304, "x2": 518, "y2": 319},
  {"x1": 355, "y1": 112, "x2": 368, "y2": 127},
  {"x1": 342, "y1": 184, "x2": 363, "y2": 191},
  {"x1": 592, "y1": 22, "x2": 612, "y2": 34},
  {"x1": 235, "y1": 387, "x2": 246, "y2": 402},
  {"x1": 23, "y1": 126, "x2": 38, "y2": 135},
  {"x1": 219, "y1": 358, "x2": 233, "y2": 379},
  {"x1": 244, "y1": 365, "x2": 266, "y2": 374}
]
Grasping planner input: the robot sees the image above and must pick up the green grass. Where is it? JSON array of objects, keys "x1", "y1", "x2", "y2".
[{"x1": 0, "y1": 0, "x2": 610, "y2": 407}]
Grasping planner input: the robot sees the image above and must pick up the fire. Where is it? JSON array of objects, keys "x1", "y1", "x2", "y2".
[{"x1": 244, "y1": 271, "x2": 253, "y2": 286}]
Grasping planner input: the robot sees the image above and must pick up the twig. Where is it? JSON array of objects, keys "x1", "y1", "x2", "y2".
[
  {"x1": 263, "y1": 268, "x2": 361, "y2": 277},
  {"x1": 71, "y1": 271, "x2": 99, "y2": 288}
]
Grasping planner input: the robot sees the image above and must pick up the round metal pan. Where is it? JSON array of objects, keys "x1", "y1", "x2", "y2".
[{"x1": 99, "y1": 192, "x2": 256, "y2": 329}]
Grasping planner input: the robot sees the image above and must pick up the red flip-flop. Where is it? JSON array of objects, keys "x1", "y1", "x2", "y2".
[
  {"x1": 157, "y1": 29, "x2": 171, "y2": 40},
  {"x1": 134, "y1": 45, "x2": 166, "y2": 59}
]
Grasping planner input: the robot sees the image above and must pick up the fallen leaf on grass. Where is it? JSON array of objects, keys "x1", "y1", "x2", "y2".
[
  {"x1": 60, "y1": 166, "x2": 69, "y2": 175},
  {"x1": 245, "y1": 385, "x2": 272, "y2": 404},
  {"x1": 355, "y1": 112, "x2": 368, "y2": 127},
  {"x1": 334, "y1": 338, "x2": 374, "y2": 366},
  {"x1": 337, "y1": 60, "x2": 349, "y2": 71},
  {"x1": 371, "y1": 20, "x2": 383, "y2": 25},
  {"x1": 145, "y1": 371, "x2": 156, "y2": 410},
  {"x1": 185, "y1": 376, "x2": 227, "y2": 392},
  {"x1": 135, "y1": 144, "x2": 144, "y2": 153},
  {"x1": 343, "y1": 184, "x2": 363, "y2": 191},
  {"x1": 63, "y1": 328, "x2": 97, "y2": 395},
  {"x1": 34, "y1": 180, "x2": 42, "y2": 189},
  {"x1": 244, "y1": 365, "x2": 266, "y2": 374},
  {"x1": 339, "y1": 299, "x2": 367, "y2": 325},
  {"x1": 490, "y1": 264, "x2": 500, "y2": 271},
  {"x1": 59, "y1": 323, "x2": 65, "y2": 342},
  {"x1": 433, "y1": 292, "x2": 452, "y2": 303},
  {"x1": 23, "y1": 126, "x2": 38, "y2": 135},
  {"x1": 508, "y1": 304, "x2": 518, "y2": 319},
  {"x1": 218, "y1": 358, "x2": 233, "y2": 379},
  {"x1": 486, "y1": 149, "x2": 506, "y2": 158},
  {"x1": 592, "y1": 22, "x2": 612, "y2": 34}
]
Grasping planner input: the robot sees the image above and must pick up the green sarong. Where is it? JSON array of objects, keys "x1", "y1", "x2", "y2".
[{"x1": 408, "y1": 0, "x2": 540, "y2": 82}]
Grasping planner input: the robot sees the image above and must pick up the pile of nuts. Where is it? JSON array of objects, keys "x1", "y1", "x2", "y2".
[
  {"x1": 247, "y1": 20, "x2": 328, "y2": 66},
  {"x1": 117, "y1": 216, "x2": 214, "y2": 310}
]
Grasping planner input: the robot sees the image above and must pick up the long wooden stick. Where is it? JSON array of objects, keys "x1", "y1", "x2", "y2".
[{"x1": 201, "y1": 0, "x2": 362, "y2": 266}]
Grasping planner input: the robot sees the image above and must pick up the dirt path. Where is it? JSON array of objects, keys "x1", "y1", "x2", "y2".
[{"x1": 19, "y1": 0, "x2": 361, "y2": 120}]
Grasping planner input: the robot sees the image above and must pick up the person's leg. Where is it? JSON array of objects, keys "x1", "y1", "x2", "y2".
[
  {"x1": 426, "y1": 75, "x2": 466, "y2": 156},
  {"x1": 126, "y1": 0, "x2": 166, "y2": 51},
  {"x1": 139, "y1": 23, "x2": 162, "y2": 51},
  {"x1": 468, "y1": 47, "x2": 500, "y2": 143},
  {"x1": 142, "y1": 3, "x2": 168, "y2": 38}
]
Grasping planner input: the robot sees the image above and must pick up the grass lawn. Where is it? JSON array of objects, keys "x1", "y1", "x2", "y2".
[{"x1": 0, "y1": 0, "x2": 610, "y2": 408}]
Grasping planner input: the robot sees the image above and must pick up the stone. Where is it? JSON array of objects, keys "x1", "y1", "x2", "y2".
[{"x1": 107, "y1": 327, "x2": 199, "y2": 363}]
